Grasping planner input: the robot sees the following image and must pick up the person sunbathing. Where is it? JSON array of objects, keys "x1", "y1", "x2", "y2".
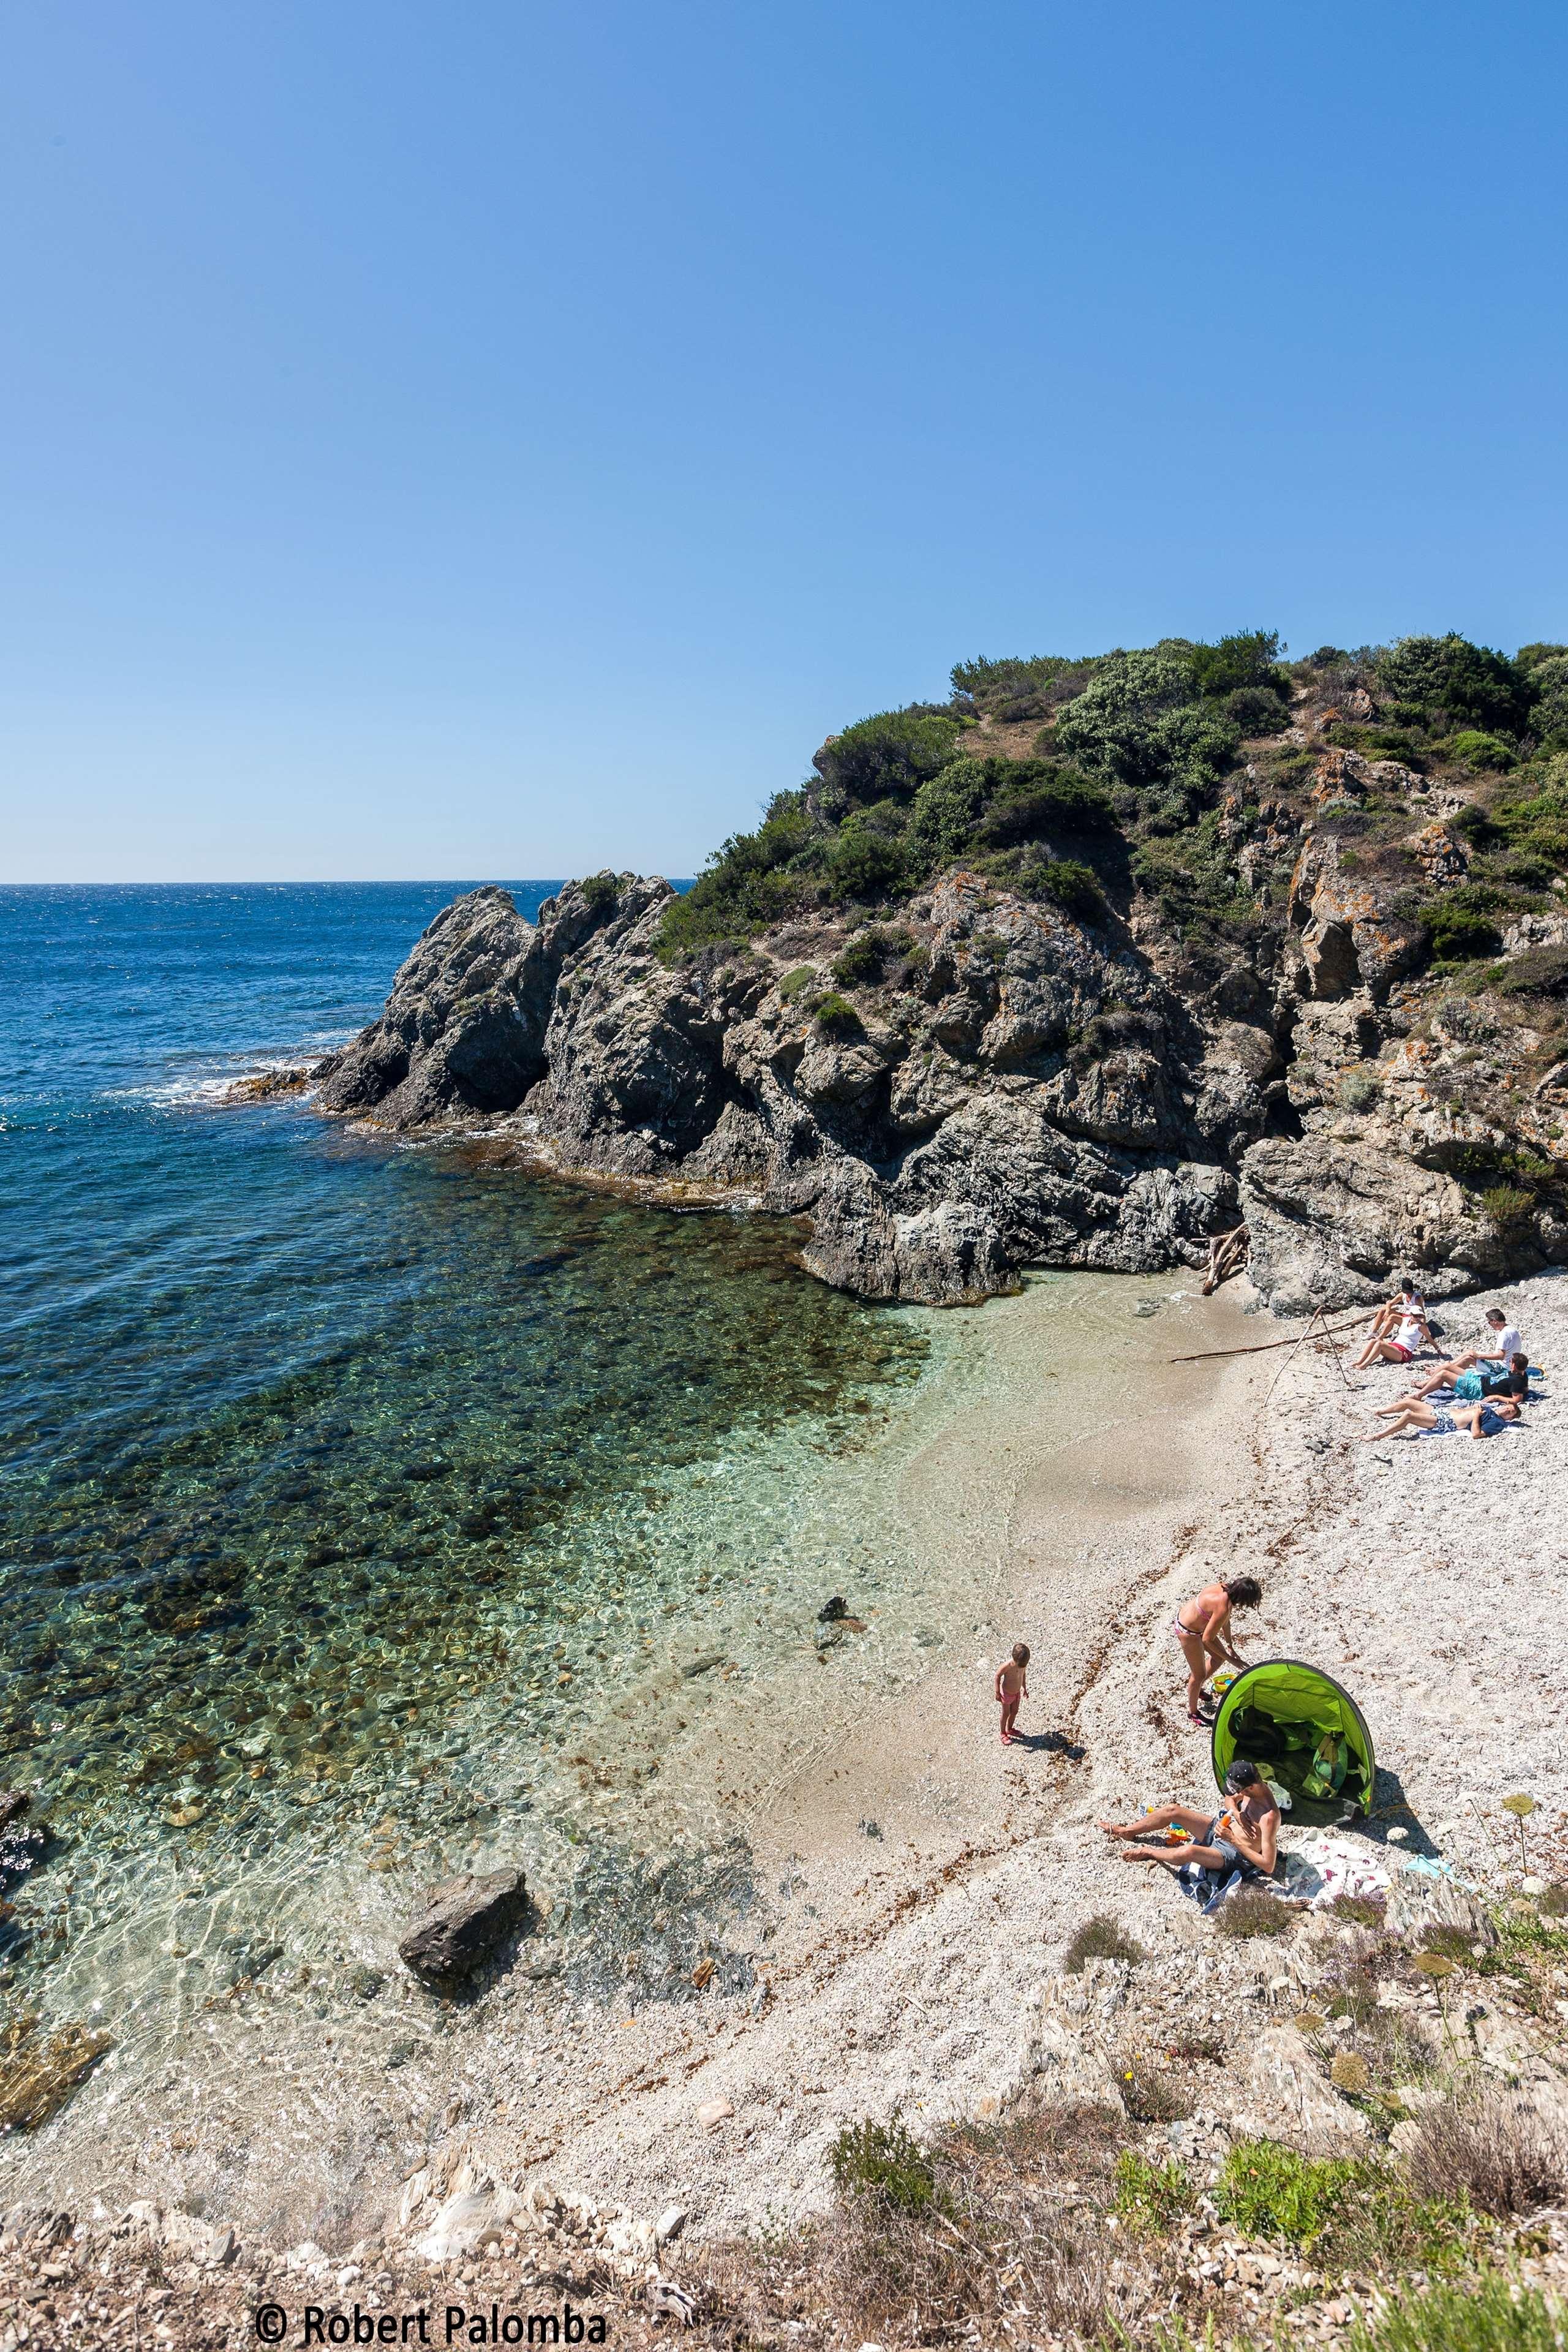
[
  {"x1": 1097, "y1": 1758, "x2": 1280, "y2": 1879},
  {"x1": 1393, "y1": 1351, "x2": 1529, "y2": 1408},
  {"x1": 1351, "y1": 1289, "x2": 1433, "y2": 1370},
  {"x1": 1356, "y1": 1395, "x2": 1521, "y2": 1441},
  {"x1": 1362, "y1": 1276, "x2": 1427, "y2": 1348}
]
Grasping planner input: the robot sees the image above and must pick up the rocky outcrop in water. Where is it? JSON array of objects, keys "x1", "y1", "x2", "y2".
[{"x1": 315, "y1": 759, "x2": 1568, "y2": 1316}]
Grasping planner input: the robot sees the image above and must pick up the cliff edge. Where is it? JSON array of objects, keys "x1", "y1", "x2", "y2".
[{"x1": 316, "y1": 633, "x2": 1568, "y2": 1313}]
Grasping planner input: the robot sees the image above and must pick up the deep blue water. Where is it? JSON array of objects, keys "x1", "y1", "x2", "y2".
[{"x1": 0, "y1": 885, "x2": 925, "y2": 1910}]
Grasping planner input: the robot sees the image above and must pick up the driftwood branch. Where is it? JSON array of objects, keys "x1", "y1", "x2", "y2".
[{"x1": 1170, "y1": 1309, "x2": 1379, "y2": 1364}]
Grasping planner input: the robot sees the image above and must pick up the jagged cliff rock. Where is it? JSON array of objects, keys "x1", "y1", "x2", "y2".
[
  {"x1": 314, "y1": 646, "x2": 1568, "y2": 1313},
  {"x1": 314, "y1": 869, "x2": 1566, "y2": 1314},
  {"x1": 318, "y1": 872, "x2": 1246, "y2": 1305}
]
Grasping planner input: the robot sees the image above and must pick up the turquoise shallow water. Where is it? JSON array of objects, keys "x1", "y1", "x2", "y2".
[{"x1": 0, "y1": 886, "x2": 932, "y2": 2063}]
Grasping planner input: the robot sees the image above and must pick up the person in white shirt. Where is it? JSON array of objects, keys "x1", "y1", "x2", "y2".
[{"x1": 1422, "y1": 1306, "x2": 1525, "y2": 1385}]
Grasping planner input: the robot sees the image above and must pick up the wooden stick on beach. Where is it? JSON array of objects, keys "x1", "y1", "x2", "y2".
[{"x1": 1170, "y1": 1309, "x2": 1377, "y2": 1365}]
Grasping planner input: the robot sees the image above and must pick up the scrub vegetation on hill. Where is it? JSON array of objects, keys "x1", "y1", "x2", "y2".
[{"x1": 657, "y1": 630, "x2": 1568, "y2": 971}]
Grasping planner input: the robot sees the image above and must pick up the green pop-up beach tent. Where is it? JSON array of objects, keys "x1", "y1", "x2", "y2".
[{"x1": 1211, "y1": 1659, "x2": 1376, "y2": 1823}]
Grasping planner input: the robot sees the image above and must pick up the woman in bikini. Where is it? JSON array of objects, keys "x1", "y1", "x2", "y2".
[
  {"x1": 1170, "y1": 1574, "x2": 1262, "y2": 1728},
  {"x1": 1097, "y1": 1757, "x2": 1280, "y2": 1879}
]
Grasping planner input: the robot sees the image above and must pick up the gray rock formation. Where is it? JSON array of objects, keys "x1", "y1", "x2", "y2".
[
  {"x1": 312, "y1": 831, "x2": 1567, "y2": 1313},
  {"x1": 397, "y1": 1866, "x2": 529, "y2": 1985}
]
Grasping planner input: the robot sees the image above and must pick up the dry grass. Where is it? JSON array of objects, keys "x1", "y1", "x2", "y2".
[
  {"x1": 1403, "y1": 2086, "x2": 1568, "y2": 2218},
  {"x1": 697, "y1": 2101, "x2": 1152, "y2": 2348},
  {"x1": 1212, "y1": 1886, "x2": 1294, "y2": 1939},
  {"x1": 1063, "y1": 1912, "x2": 1146, "y2": 1972}
]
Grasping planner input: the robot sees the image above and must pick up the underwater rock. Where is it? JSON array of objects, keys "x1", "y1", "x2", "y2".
[
  {"x1": 398, "y1": 1865, "x2": 529, "y2": 1986},
  {"x1": 0, "y1": 2013, "x2": 112, "y2": 2133},
  {"x1": 0, "y1": 1813, "x2": 52, "y2": 1895}
]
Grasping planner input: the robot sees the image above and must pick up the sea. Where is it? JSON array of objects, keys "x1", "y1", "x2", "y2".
[{"x1": 0, "y1": 881, "x2": 989, "y2": 2206}]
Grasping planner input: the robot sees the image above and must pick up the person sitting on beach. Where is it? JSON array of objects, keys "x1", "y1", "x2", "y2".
[
  {"x1": 1170, "y1": 1575, "x2": 1261, "y2": 1728},
  {"x1": 1421, "y1": 1306, "x2": 1525, "y2": 1387},
  {"x1": 1356, "y1": 1394, "x2": 1522, "y2": 1442},
  {"x1": 1394, "y1": 1350, "x2": 1531, "y2": 1409},
  {"x1": 1097, "y1": 1758, "x2": 1280, "y2": 1881},
  {"x1": 995, "y1": 1643, "x2": 1029, "y2": 1745},
  {"x1": 1351, "y1": 1288, "x2": 1434, "y2": 1371},
  {"x1": 1362, "y1": 1276, "x2": 1427, "y2": 1350}
]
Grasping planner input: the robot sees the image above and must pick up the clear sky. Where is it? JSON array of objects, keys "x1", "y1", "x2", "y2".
[{"x1": 3, "y1": 2, "x2": 1566, "y2": 883}]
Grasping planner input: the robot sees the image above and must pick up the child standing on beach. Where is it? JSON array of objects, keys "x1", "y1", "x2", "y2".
[{"x1": 995, "y1": 1643, "x2": 1030, "y2": 1744}]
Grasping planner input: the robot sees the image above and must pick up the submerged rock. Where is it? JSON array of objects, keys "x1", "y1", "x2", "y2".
[{"x1": 398, "y1": 1865, "x2": 529, "y2": 1986}]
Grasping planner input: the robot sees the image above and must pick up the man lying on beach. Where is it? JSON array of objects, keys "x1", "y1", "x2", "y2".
[
  {"x1": 1351, "y1": 1286, "x2": 1434, "y2": 1370},
  {"x1": 1356, "y1": 1395, "x2": 1522, "y2": 1442},
  {"x1": 1391, "y1": 1350, "x2": 1531, "y2": 1408},
  {"x1": 1097, "y1": 1758, "x2": 1280, "y2": 1880},
  {"x1": 1170, "y1": 1575, "x2": 1262, "y2": 1728}
]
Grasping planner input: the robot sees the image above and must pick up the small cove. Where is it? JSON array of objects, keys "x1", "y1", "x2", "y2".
[{"x1": 0, "y1": 884, "x2": 1216, "y2": 2233}]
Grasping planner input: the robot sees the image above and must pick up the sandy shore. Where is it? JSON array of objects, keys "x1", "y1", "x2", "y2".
[
  {"x1": 7, "y1": 1265, "x2": 1565, "y2": 2263},
  {"x1": 366, "y1": 1271, "x2": 1281, "y2": 2243},
  {"x1": 430, "y1": 1267, "x2": 1567, "y2": 2251}
]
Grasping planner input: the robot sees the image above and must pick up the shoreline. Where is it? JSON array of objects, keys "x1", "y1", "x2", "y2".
[
  {"x1": 9, "y1": 1264, "x2": 1565, "y2": 2279},
  {"x1": 2, "y1": 1268, "x2": 1261, "y2": 2245}
]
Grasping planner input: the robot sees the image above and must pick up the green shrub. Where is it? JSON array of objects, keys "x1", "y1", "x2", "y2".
[
  {"x1": 1036, "y1": 858, "x2": 1103, "y2": 919},
  {"x1": 830, "y1": 925, "x2": 915, "y2": 987},
  {"x1": 657, "y1": 790, "x2": 819, "y2": 956},
  {"x1": 974, "y1": 764, "x2": 1115, "y2": 848},
  {"x1": 1112, "y1": 2148, "x2": 1195, "y2": 2231},
  {"x1": 828, "y1": 2115, "x2": 941, "y2": 2215},
  {"x1": 907, "y1": 756, "x2": 992, "y2": 870},
  {"x1": 1528, "y1": 655, "x2": 1568, "y2": 746},
  {"x1": 814, "y1": 708, "x2": 960, "y2": 809},
  {"x1": 777, "y1": 964, "x2": 817, "y2": 1001},
  {"x1": 1445, "y1": 729, "x2": 1517, "y2": 772},
  {"x1": 831, "y1": 932, "x2": 884, "y2": 986},
  {"x1": 1348, "y1": 2280, "x2": 1568, "y2": 2352},
  {"x1": 1216, "y1": 2139, "x2": 1466, "y2": 2271},
  {"x1": 578, "y1": 870, "x2": 620, "y2": 912},
  {"x1": 1377, "y1": 635, "x2": 1529, "y2": 734},
  {"x1": 1130, "y1": 812, "x2": 1254, "y2": 937},
  {"x1": 828, "y1": 823, "x2": 906, "y2": 900},
  {"x1": 1062, "y1": 1913, "x2": 1145, "y2": 1973},
  {"x1": 1482, "y1": 1185, "x2": 1536, "y2": 1234},
  {"x1": 949, "y1": 652, "x2": 1095, "y2": 721},
  {"x1": 812, "y1": 992, "x2": 861, "y2": 1037},
  {"x1": 1226, "y1": 684, "x2": 1291, "y2": 734},
  {"x1": 1054, "y1": 645, "x2": 1239, "y2": 802},
  {"x1": 1422, "y1": 903, "x2": 1502, "y2": 960},
  {"x1": 1189, "y1": 628, "x2": 1289, "y2": 701}
]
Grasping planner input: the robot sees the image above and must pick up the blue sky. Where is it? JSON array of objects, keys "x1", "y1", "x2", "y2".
[{"x1": 3, "y1": 2, "x2": 1566, "y2": 883}]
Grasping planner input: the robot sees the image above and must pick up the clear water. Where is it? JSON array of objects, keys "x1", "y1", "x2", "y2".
[{"x1": 0, "y1": 886, "x2": 940, "y2": 2149}]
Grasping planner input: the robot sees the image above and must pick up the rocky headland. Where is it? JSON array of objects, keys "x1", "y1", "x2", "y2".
[{"x1": 306, "y1": 633, "x2": 1568, "y2": 1315}]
